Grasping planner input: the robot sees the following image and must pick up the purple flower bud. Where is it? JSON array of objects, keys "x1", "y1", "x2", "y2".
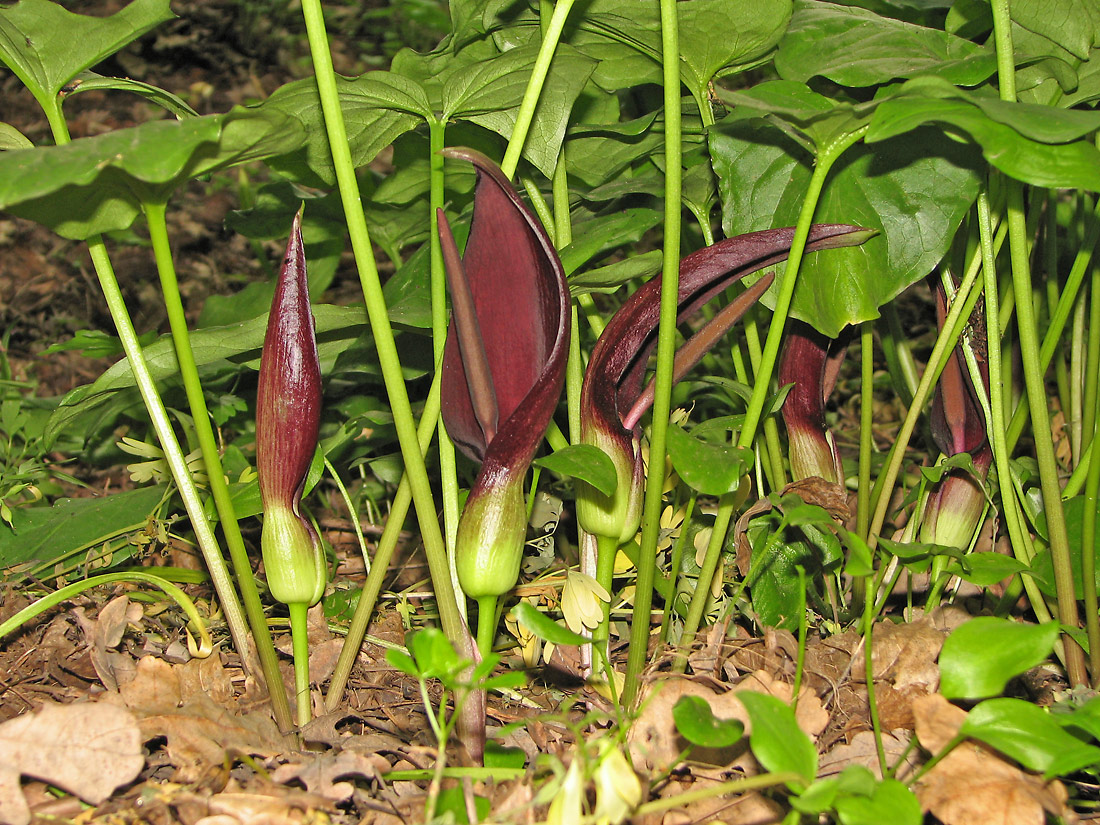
[
  {"x1": 778, "y1": 323, "x2": 845, "y2": 484},
  {"x1": 256, "y1": 210, "x2": 325, "y2": 606},
  {"x1": 439, "y1": 149, "x2": 570, "y2": 598}
]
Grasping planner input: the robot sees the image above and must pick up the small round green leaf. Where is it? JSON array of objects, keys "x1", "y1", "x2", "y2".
[
  {"x1": 672, "y1": 695, "x2": 745, "y2": 748},
  {"x1": 534, "y1": 444, "x2": 617, "y2": 497},
  {"x1": 939, "y1": 617, "x2": 1058, "y2": 700},
  {"x1": 666, "y1": 424, "x2": 752, "y2": 496}
]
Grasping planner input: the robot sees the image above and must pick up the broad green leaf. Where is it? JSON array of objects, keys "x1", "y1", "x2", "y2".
[
  {"x1": 511, "y1": 600, "x2": 589, "y2": 646},
  {"x1": 0, "y1": 122, "x2": 32, "y2": 150},
  {"x1": 737, "y1": 690, "x2": 816, "y2": 786},
  {"x1": 0, "y1": 486, "x2": 166, "y2": 572},
  {"x1": 0, "y1": 0, "x2": 173, "y2": 103},
  {"x1": 711, "y1": 113, "x2": 981, "y2": 336},
  {"x1": 1008, "y1": 0, "x2": 1100, "y2": 61},
  {"x1": 939, "y1": 617, "x2": 1059, "y2": 700},
  {"x1": 534, "y1": 445, "x2": 617, "y2": 497},
  {"x1": 834, "y1": 778, "x2": 922, "y2": 825},
  {"x1": 867, "y1": 79, "x2": 1100, "y2": 191},
  {"x1": 672, "y1": 695, "x2": 745, "y2": 748},
  {"x1": 961, "y1": 698, "x2": 1100, "y2": 776},
  {"x1": 666, "y1": 425, "x2": 752, "y2": 496},
  {"x1": 747, "y1": 532, "x2": 816, "y2": 630},
  {"x1": 943, "y1": 552, "x2": 1028, "y2": 587},
  {"x1": 776, "y1": 0, "x2": 996, "y2": 87},
  {"x1": 0, "y1": 107, "x2": 305, "y2": 239},
  {"x1": 265, "y1": 72, "x2": 427, "y2": 186},
  {"x1": 448, "y1": 43, "x2": 596, "y2": 178},
  {"x1": 678, "y1": 0, "x2": 792, "y2": 95}
]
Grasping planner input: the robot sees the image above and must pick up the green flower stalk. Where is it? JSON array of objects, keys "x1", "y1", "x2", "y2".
[
  {"x1": 438, "y1": 148, "x2": 570, "y2": 655},
  {"x1": 256, "y1": 210, "x2": 324, "y2": 725},
  {"x1": 778, "y1": 323, "x2": 846, "y2": 484}
]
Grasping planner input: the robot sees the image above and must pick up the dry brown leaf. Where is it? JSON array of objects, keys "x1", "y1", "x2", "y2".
[
  {"x1": 271, "y1": 750, "x2": 388, "y2": 802},
  {"x1": 0, "y1": 701, "x2": 144, "y2": 825},
  {"x1": 106, "y1": 655, "x2": 288, "y2": 780},
  {"x1": 913, "y1": 694, "x2": 1075, "y2": 825},
  {"x1": 871, "y1": 615, "x2": 945, "y2": 690},
  {"x1": 818, "y1": 730, "x2": 917, "y2": 780}
]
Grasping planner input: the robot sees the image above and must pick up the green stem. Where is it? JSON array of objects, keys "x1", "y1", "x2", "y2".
[
  {"x1": 1082, "y1": 337, "x2": 1100, "y2": 685},
  {"x1": 737, "y1": 128, "x2": 866, "y2": 451},
  {"x1": 595, "y1": 533, "x2": 619, "y2": 644},
  {"x1": 990, "y1": 0, "x2": 1085, "y2": 686},
  {"x1": 288, "y1": 601, "x2": 311, "y2": 727},
  {"x1": 622, "y1": 0, "x2": 682, "y2": 709},
  {"x1": 476, "y1": 595, "x2": 498, "y2": 658},
  {"x1": 143, "y1": 200, "x2": 293, "y2": 730},
  {"x1": 428, "y1": 119, "x2": 464, "y2": 621},
  {"x1": 673, "y1": 492, "x2": 736, "y2": 673},
  {"x1": 300, "y1": 0, "x2": 464, "y2": 650},
  {"x1": 325, "y1": 372, "x2": 443, "y2": 711},
  {"x1": 1083, "y1": 242, "x2": 1100, "y2": 458},
  {"x1": 660, "y1": 494, "x2": 697, "y2": 643},
  {"x1": 499, "y1": 0, "x2": 577, "y2": 179},
  {"x1": 864, "y1": 569, "x2": 888, "y2": 776},
  {"x1": 1004, "y1": 198, "x2": 1100, "y2": 450}
]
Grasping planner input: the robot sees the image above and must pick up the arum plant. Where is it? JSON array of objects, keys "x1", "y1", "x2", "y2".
[
  {"x1": 922, "y1": 278, "x2": 992, "y2": 607},
  {"x1": 438, "y1": 148, "x2": 570, "y2": 658},
  {"x1": 777, "y1": 323, "x2": 847, "y2": 484},
  {"x1": 576, "y1": 225, "x2": 874, "y2": 648},
  {"x1": 256, "y1": 210, "x2": 325, "y2": 727}
]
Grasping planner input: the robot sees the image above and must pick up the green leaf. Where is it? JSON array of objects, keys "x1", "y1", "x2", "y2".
[
  {"x1": 0, "y1": 0, "x2": 173, "y2": 103},
  {"x1": 939, "y1": 617, "x2": 1059, "y2": 700},
  {"x1": 0, "y1": 107, "x2": 305, "y2": 239},
  {"x1": 66, "y1": 71, "x2": 199, "y2": 118},
  {"x1": 834, "y1": 778, "x2": 922, "y2": 825},
  {"x1": 776, "y1": 0, "x2": 996, "y2": 87},
  {"x1": 534, "y1": 444, "x2": 617, "y2": 497},
  {"x1": 737, "y1": 690, "x2": 816, "y2": 786},
  {"x1": 943, "y1": 552, "x2": 1028, "y2": 587},
  {"x1": 0, "y1": 122, "x2": 32, "y2": 151},
  {"x1": 711, "y1": 111, "x2": 980, "y2": 337},
  {"x1": 961, "y1": 697, "x2": 1100, "y2": 776},
  {"x1": 447, "y1": 42, "x2": 596, "y2": 178},
  {"x1": 264, "y1": 72, "x2": 427, "y2": 186},
  {"x1": 0, "y1": 486, "x2": 166, "y2": 572},
  {"x1": 1007, "y1": 0, "x2": 1100, "y2": 61},
  {"x1": 569, "y1": 251, "x2": 663, "y2": 296},
  {"x1": 666, "y1": 424, "x2": 752, "y2": 496},
  {"x1": 385, "y1": 648, "x2": 419, "y2": 679},
  {"x1": 672, "y1": 695, "x2": 745, "y2": 748},
  {"x1": 45, "y1": 304, "x2": 369, "y2": 446},
  {"x1": 408, "y1": 627, "x2": 462, "y2": 680},
  {"x1": 484, "y1": 743, "x2": 527, "y2": 770},
  {"x1": 867, "y1": 79, "x2": 1100, "y2": 191},
  {"x1": 559, "y1": 208, "x2": 663, "y2": 275},
  {"x1": 511, "y1": 600, "x2": 589, "y2": 646},
  {"x1": 843, "y1": 531, "x2": 875, "y2": 578},
  {"x1": 678, "y1": 0, "x2": 792, "y2": 94}
]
